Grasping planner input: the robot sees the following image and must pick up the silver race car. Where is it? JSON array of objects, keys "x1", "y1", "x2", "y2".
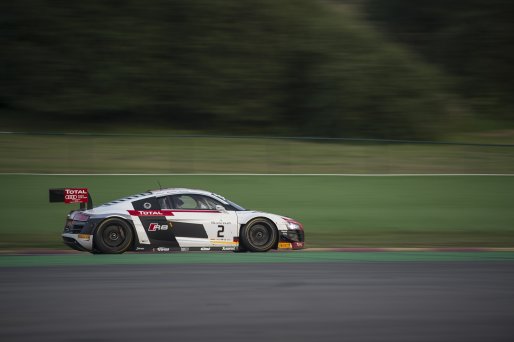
[{"x1": 50, "y1": 188, "x2": 305, "y2": 254}]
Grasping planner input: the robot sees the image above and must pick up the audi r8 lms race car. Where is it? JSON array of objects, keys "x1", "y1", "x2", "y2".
[{"x1": 50, "y1": 188, "x2": 305, "y2": 254}]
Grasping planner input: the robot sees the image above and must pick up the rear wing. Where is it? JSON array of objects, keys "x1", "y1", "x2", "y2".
[{"x1": 49, "y1": 188, "x2": 93, "y2": 210}]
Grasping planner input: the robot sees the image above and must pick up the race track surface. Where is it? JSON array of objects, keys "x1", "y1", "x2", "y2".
[{"x1": 1, "y1": 260, "x2": 514, "y2": 342}]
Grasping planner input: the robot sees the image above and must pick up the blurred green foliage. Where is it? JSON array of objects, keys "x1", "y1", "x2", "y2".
[
  {"x1": 1, "y1": 0, "x2": 452, "y2": 139},
  {"x1": 362, "y1": 0, "x2": 514, "y2": 122},
  {"x1": 2, "y1": 0, "x2": 513, "y2": 138}
]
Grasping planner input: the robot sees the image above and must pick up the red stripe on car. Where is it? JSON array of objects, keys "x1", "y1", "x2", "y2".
[
  {"x1": 127, "y1": 210, "x2": 174, "y2": 216},
  {"x1": 171, "y1": 210, "x2": 219, "y2": 213},
  {"x1": 127, "y1": 209, "x2": 219, "y2": 216}
]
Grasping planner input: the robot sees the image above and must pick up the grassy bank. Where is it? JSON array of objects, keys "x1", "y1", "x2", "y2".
[
  {"x1": 0, "y1": 175, "x2": 512, "y2": 249},
  {"x1": 1, "y1": 134, "x2": 513, "y2": 174}
]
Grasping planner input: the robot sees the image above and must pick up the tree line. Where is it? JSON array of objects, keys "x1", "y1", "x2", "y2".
[{"x1": 1, "y1": 0, "x2": 511, "y2": 138}]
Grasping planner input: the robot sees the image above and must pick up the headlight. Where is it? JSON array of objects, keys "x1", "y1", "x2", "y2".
[
  {"x1": 282, "y1": 217, "x2": 302, "y2": 230},
  {"x1": 286, "y1": 221, "x2": 301, "y2": 230}
]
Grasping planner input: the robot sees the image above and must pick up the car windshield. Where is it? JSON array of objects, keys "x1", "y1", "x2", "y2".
[
  {"x1": 226, "y1": 199, "x2": 246, "y2": 211},
  {"x1": 211, "y1": 193, "x2": 246, "y2": 211}
]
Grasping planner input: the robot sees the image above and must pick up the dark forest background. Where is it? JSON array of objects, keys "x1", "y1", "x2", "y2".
[{"x1": 1, "y1": 0, "x2": 513, "y2": 139}]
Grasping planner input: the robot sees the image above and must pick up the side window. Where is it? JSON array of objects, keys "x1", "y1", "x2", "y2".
[
  {"x1": 171, "y1": 195, "x2": 198, "y2": 209},
  {"x1": 196, "y1": 195, "x2": 224, "y2": 210},
  {"x1": 170, "y1": 195, "x2": 225, "y2": 210},
  {"x1": 157, "y1": 196, "x2": 171, "y2": 209}
]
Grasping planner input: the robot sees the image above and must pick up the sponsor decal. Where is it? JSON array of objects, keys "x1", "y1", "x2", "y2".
[
  {"x1": 181, "y1": 247, "x2": 190, "y2": 252},
  {"x1": 156, "y1": 247, "x2": 170, "y2": 252},
  {"x1": 135, "y1": 247, "x2": 146, "y2": 251},
  {"x1": 210, "y1": 220, "x2": 232, "y2": 225},
  {"x1": 64, "y1": 188, "x2": 88, "y2": 204},
  {"x1": 128, "y1": 210, "x2": 174, "y2": 216},
  {"x1": 148, "y1": 223, "x2": 169, "y2": 231},
  {"x1": 200, "y1": 247, "x2": 211, "y2": 251},
  {"x1": 210, "y1": 240, "x2": 238, "y2": 245},
  {"x1": 77, "y1": 234, "x2": 91, "y2": 240},
  {"x1": 222, "y1": 246, "x2": 236, "y2": 251},
  {"x1": 143, "y1": 202, "x2": 152, "y2": 209},
  {"x1": 278, "y1": 242, "x2": 293, "y2": 249}
]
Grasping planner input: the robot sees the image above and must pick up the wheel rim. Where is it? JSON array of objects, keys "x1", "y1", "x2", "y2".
[
  {"x1": 102, "y1": 225, "x2": 126, "y2": 248},
  {"x1": 248, "y1": 224, "x2": 271, "y2": 247}
]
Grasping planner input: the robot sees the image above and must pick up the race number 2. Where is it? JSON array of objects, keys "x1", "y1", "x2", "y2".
[{"x1": 217, "y1": 225, "x2": 225, "y2": 238}]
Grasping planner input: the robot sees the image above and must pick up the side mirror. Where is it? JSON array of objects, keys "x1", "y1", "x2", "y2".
[{"x1": 215, "y1": 204, "x2": 228, "y2": 213}]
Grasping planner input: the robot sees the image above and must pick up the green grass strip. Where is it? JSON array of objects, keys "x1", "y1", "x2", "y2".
[
  {"x1": 1, "y1": 175, "x2": 514, "y2": 249},
  {"x1": 2, "y1": 251, "x2": 514, "y2": 267}
]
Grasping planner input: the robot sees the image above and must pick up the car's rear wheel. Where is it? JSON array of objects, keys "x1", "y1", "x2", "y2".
[
  {"x1": 240, "y1": 218, "x2": 277, "y2": 252},
  {"x1": 94, "y1": 218, "x2": 133, "y2": 254}
]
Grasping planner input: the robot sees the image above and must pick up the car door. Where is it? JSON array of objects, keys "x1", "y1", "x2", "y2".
[{"x1": 164, "y1": 194, "x2": 238, "y2": 250}]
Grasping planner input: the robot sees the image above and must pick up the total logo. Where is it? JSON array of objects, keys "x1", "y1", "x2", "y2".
[
  {"x1": 148, "y1": 223, "x2": 169, "y2": 231},
  {"x1": 63, "y1": 188, "x2": 88, "y2": 204}
]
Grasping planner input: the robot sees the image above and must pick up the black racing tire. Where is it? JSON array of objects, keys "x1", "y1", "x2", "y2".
[
  {"x1": 93, "y1": 218, "x2": 133, "y2": 254},
  {"x1": 239, "y1": 218, "x2": 278, "y2": 252}
]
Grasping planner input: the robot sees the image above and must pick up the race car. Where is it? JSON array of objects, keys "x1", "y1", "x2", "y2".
[{"x1": 50, "y1": 188, "x2": 305, "y2": 254}]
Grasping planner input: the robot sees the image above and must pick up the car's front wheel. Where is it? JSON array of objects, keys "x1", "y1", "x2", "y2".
[
  {"x1": 93, "y1": 218, "x2": 133, "y2": 254},
  {"x1": 240, "y1": 218, "x2": 277, "y2": 252}
]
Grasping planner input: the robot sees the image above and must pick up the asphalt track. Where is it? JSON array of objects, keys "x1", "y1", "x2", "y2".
[{"x1": 1, "y1": 257, "x2": 514, "y2": 342}]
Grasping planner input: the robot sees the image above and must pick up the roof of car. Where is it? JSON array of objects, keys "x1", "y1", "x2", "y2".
[
  {"x1": 149, "y1": 188, "x2": 214, "y2": 197},
  {"x1": 99, "y1": 188, "x2": 222, "y2": 207}
]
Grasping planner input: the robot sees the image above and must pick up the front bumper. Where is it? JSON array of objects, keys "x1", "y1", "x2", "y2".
[
  {"x1": 62, "y1": 216, "x2": 99, "y2": 252},
  {"x1": 278, "y1": 229, "x2": 305, "y2": 250},
  {"x1": 62, "y1": 233, "x2": 93, "y2": 251}
]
